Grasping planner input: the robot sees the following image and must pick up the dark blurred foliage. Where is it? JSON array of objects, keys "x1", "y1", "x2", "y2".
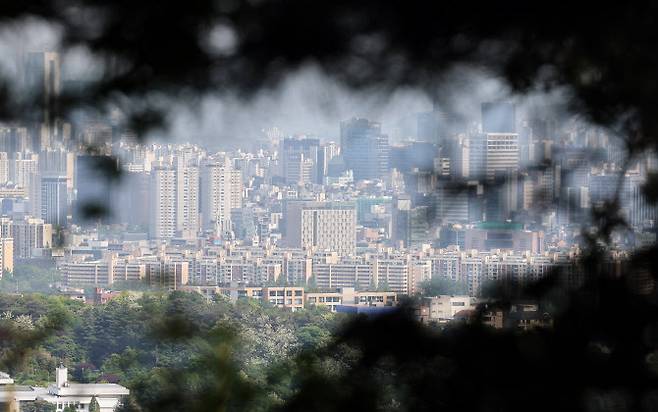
[
  {"x1": 0, "y1": 1, "x2": 654, "y2": 145},
  {"x1": 281, "y1": 275, "x2": 658, "y2": 412}
]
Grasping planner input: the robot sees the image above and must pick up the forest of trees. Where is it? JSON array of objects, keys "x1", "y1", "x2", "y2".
[{"x1": 0, "y1": 290, "x2": 345, "y2": 410}]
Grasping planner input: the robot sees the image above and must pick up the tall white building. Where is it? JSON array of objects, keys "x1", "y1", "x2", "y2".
[
  {"x1": 149, "y1": 166, "x2": 177, "y2": 239},
  {"x1": 201, "y1": 156, "x2": 242, "y2": 232},
  {"x1": 486, "y1": 133, "x2": 519, "y2": 180},
  {"x1": 0, "y1": 238, "x2": 13, "y2": 278},
  {"x1": 0, "y1": 152, "x2": 8, "y2": 185},
  {"x1": 284, "y1": 201, "x2": 356, "y2": 256},
  {"x1": 175, "y1": 157, "x2": 200, "y2": 238}
]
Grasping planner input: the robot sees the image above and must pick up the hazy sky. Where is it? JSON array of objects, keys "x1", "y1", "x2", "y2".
[{"x1": 0, "y1": 18, "x2": 573, "y2": 150}]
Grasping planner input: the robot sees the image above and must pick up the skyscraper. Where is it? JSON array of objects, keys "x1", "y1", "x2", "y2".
[
  {"x1": 280, "y1": 137, "x2": 321, "y2": 185},
  {"x1": 40, "y1": 175, "x2": 68, "y2": 227},
  {"x1": 40, "y1": 148, "x2": 74, "y2": 191},
  {"x1": 482, "y1": 101, "x2": 516, "y2": 133},
  {"x1": 486, "y1": 133, "x2": 519, "y2": 181},
  {"x1": 340, "y1": 118, "x2": 389, "y2": 181},
  {"x1": 467, "y1": 133, "x2": 487, "y2": 179},
  {"x1": 24, "y1": 51, "x2": 61, "y2": 150}
]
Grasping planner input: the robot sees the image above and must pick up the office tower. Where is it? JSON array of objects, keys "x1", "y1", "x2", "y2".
[
  {"x1": 284, "y1": 201, "x2": 356, "y2": 256},
  {"x1": 40, "y1": 149, "x2": 74, "y2": 191},
  {"x1": 12, "y1": 217, "x2": 52, "y2": 259},
  {"x1": 435, "y1": 182, "x2": 469, "y2": 223},
  {"x1": 0, "y1": 238, "x2": 12, "y2": 278},
  {"x1": 481, "y1": 101, "x2": 516, "y2": 133},
  {"x1": 484, "y1": 170, "x2": 519, "y2": 222},
  {"x1": 391, "y1": 195, "x2": 432, "y2": 248},
  {"x1": 40, "y1": 175, "x2": 68, "y2": 227},
  {"x1": 628, "y1": 176, "x2": 657, "y2": 228},
  {"x1": 175, "y1": 157, "x2": 200, "y2": 238},
  {"x1": 486, "y1": 133, "x2": 519, "y2": 180},
  {"x1": 149, "y1": 166, "x2": 176, "y2": 239},
  {"x1": 74, "y1": 155, "x2": 116, "y2": 224},
  {"x1": 390, "y1": 142, "x2": 437, "y2": 173},
  {"x1": 519, "y1": 121, "x2": 533, "y2": 168},
  {"x1": 467, "y1": 133, "x2": 487, "y2": 179},
  {"x1": 0, "y1": 126, "x2": 28, "y2": 157},
  {"x1": 340, "y1": 118, "x2": 390, "y2": 181},
  {"x1": 201, "y1": 156, "x2": 241, "y2": 232},
  {"x1": 280, "y1": 137, "x2": 321, "y2": 185},
  {"x1": 24, "y1": 51, "x2": 61, "y2": 150},
  {"x1": 318, "y1": 142, "x2": 339, "y2": 179}
]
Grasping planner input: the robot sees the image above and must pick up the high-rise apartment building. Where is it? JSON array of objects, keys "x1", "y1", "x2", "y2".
[
  {"x1": 0, "y1": 153, "x2": 8, "y2": 185},
  {"x1": 0, "y1": 238, "x2": 13, "y2": 278},
  {"x1": 12, "y1": 217, "x2": 52, "y2": 259},
  {"x1": 40, "y1": 149, "x2": 74, "y2": 191},
  {"x1": 11, "y1": 153, "x2": 41, "y2": 218},
  {"x1": 0, "y1": 126, "x2": 28, "y2": 156},
  {"x1": 149, "y1": 166, "x2": 177, "y2": 239},
  {"x1": 201, "y1": 156, "x2": 242, "y2": 232},
  {"x1": 340, "y1": 118, "x2": 389, "y2": 181},
  {"x1": 284, "y1": 201, "x2": 356, "y2": 256},
  {"x1": 175, "y1": 157, "x2": 200, "y2": 238}
]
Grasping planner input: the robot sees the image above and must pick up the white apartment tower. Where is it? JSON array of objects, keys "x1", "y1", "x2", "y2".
[
  {"x1": 0, "y1": 152, "x2": 8, "y2": 185},
  {"x1": 149, "y1": 166, "x2": 177, "y2": 239},
  {"x1": 175, "y1": 157, "x2": 200, "y2": 238},
  {"x1": 201, "y1": 156, "x2": 242, "y2": 232}
]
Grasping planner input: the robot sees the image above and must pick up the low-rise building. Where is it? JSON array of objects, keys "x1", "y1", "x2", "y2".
[
  {"x1": 181, "y1": 285, "x2": 304, "y2": 311},
  {"x1": 306, "y1": 287, "x2": 398, "y2": 312},
  {"x1": 418, "y1": 295, "x2": 474, "y2": 324},
  {"x1": 0, "y1": 366, "x2": 129, "y2": 412}
]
